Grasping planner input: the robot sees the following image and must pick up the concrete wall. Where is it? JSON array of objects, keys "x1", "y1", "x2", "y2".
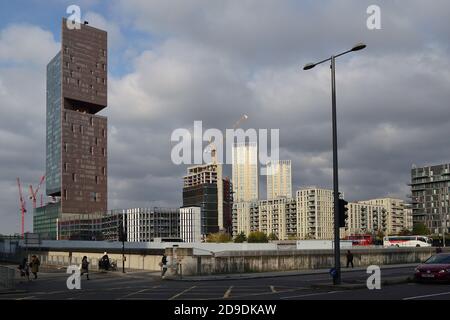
[
  {"x1": 180, "y1": 247, "x2": 448, "y2": 276},
  {"x1": 21, "y1": 246, "x2": 449, "y2": 276}
]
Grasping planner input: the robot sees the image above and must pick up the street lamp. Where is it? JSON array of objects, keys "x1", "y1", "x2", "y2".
[{"x1": 303, "y1": 42, "x2": 366, "y2": 285}]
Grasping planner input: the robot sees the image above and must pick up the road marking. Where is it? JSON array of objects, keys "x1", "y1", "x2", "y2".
[
  {"x1": 120, "y1": 288, "x2": 150, "y2": 299},
  {"x1": 168, "y1": 286, "x2": 196, "y2": 300},
  {"x1": 16, "y1": 296, "x2": 35, "y2": 300},
  {"x1": 403, "y1": 291, "x2": 450, "y2": 300},
  {"x1": 223, "y1": 286, "x2": 233, "y2": 298},
  {"x1": 281, "y1": 291, "x2": 342, "y2": 300},
  {"x1": 270, "y1": 285, "x2": 277, "y2": 293}
]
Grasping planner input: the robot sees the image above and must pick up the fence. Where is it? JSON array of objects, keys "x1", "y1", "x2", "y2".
[{"x1": 0, "y1": 266, "x2": 16, "y2": 290}]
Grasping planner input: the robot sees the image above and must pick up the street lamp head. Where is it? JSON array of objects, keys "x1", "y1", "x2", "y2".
[
  {"x1": 351, "y1": 42, "x2": 366, "y2": 52},
  {"x1": 303, "y1": 63, "x2": 316, "y2": 70}
]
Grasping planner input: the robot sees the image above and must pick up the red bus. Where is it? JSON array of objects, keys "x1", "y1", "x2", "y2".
[{"x1": 344, "y1": 234, "x2": 374, "y2": 246}]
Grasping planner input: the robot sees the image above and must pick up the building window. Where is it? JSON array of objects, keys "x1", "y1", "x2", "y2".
[
  {"x1": 64, "y1": 189, "x2": 68, "y2": 200},
  {"x1": 102, "y1": 167, "x2": 106, "y2": 176},
  {"x1": 64, "y1": 143, "x2": 68, "y2": 152},
  {"x1": 102, "y1": 129, "x2": 106, "y2": 137},
  {"x1": 102, "y1": 49, "x2": 106, "y2": 57},
  {"x1": 71, "y1": 124, "x2": 75, "y2": 132},
  {"x1": 77, "y1": 79, "x2": 80, "y2": 87},
  {"x1": 72, "y1": 173, "x2": 76, "y2": 182},
  {"x1": 95, "y1": 137, "x2": 98, "y2": 146},
  {"x1": 90, "y1": 192, "x2": 98, "y2": 202},
  {"x1": 80, "y1": 125, "x2": 84, "y2": 134},
  {"x1": 102, "y1": 148, "x2": 106, "y2": 156},
  {"x1": 102, "y1": 78, "x2": 106, "y2": 85},
  {"x1": 64, "y1": 112, "x2": 68, "y2": 122},
  {"x1": 90, "y1": 146, "x2": 94, "y2": 155},
  {"x1": 90, "y1": 117, "x2": 94, "y2": 126},
  {"x1": 95, "y1": 176, "x2": 99, "y2": 184},
  {"x1": 64, "y1": 163, "x2": 68, "y2": 172},
  {"x1": 67, "y1": 77, "x2": 70, "y2": 84},
  {"x1": 64, "y1": 46, "x2": 69, "y2": 54}
]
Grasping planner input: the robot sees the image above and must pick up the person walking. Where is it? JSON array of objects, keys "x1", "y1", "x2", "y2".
[
  {"x1": 30, "y1": 255, "x2": 40, "y2": 280},
  {"x1": 81, "y1": 256, "x2": 90, "y2": 280},
  {"x1": 160, "y1": 254, "x2": 168, "y2": 279},
  {"x1": 18, "y1": 258, "x2": 30, "y2": 281},
  {"x1": 346, "y1": 250, "x2": 354, "y2": 268}
]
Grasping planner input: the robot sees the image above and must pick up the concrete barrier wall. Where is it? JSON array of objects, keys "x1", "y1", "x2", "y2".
[
  {"x1": 23, "y1": 247, "x2": 449, "y2": 276},
  {"x1": 180, "y1": 247, "x2": 448, "y2": 276},
  {"x1": 0, "y1": 266, "x2": 16, "y2": 289}
]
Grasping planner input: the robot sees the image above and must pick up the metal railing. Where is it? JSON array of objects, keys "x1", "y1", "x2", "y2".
[{"x1": 0, "y1": 265, "x2": 16, "y2": 290}]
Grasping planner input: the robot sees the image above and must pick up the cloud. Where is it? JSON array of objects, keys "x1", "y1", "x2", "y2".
[
  {"x1": 2, "y1": 1, "x2": 450, "y2": 234},
  {"x1": 0, "y1": 24, "x2": 59, "y2": 66}
]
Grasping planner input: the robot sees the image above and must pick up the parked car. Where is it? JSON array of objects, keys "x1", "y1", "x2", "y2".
[{"x1": 414, "y1": 253, "x2": 450, "y2": 283}]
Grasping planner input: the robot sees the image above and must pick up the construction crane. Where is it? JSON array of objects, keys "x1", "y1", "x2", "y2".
[
  {"x1": 16, "y1": 178, "x2": 27, "y2": 238},
  {"x1": 205, "y1": 114, "x2": 249, "y2": 164},
  {"x1": 29, "y1": 175, "x2": 45, "y2": 209}
]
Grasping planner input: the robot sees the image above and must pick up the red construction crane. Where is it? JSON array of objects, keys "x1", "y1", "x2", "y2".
[
  {"x1": 16, "y1": 178, "x2": 27, "y2": 238},
  {"x1": 29, "y1": 175, "x2": 45, "y2": 209}
]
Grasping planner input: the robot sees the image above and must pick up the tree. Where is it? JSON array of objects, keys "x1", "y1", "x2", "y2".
[
  {"x1": 247, "y1": 231, "x2": 268, "y2": 243},
  {"x1": 413, "y1": 223, "x2": 430, "y2": 235},
  {"x1": 206, "y1": 232, "x2": 232, "y2": 243},
  {"x1": 399, "y1": 228, "x2": 412, "y2": 236},
  {"x1": 234, "y1": 232, "x2": 247, "y2": 243},
  {"x1": 268, "y1": 233, "x2": 279, "y2": 241}
]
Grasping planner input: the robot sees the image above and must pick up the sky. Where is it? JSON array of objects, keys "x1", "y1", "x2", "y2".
[{"x1": 0, "y1": 0, "x2": 449, "y2": 235}]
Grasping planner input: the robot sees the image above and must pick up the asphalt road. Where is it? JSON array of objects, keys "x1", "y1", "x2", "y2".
[{"x1": 1, "y1": 265, "x2": 449, "y2": 300}]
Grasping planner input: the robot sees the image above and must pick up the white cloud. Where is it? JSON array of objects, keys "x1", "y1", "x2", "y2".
[{"x1": 0, "y1": 24, "x2": 59, "y2": 66}]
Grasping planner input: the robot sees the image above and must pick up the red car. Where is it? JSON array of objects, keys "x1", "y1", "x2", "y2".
[{"x1": 414, "y1": 253, "x2": 450, "y2": 283}]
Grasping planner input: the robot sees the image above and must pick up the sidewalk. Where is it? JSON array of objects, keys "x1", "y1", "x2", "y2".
[{"x1": 165, "y1": 263, "x2": 417, "y2": 281}]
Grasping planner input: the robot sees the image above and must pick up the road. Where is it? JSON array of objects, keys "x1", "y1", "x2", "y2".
[{"x1": 1, "y1": 265, "x2": 449, "y2": 300}]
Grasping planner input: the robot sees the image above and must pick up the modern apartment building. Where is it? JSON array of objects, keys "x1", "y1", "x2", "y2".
[
  {"x1": 180, "y1": 206, "x2": 202, "y2": 242},
  {"x1": 358, "y1": 198, "x2": 405, "y2": 235},
  {"x1": 182, "y1": 163, "x2": 233, "y2": 234},
  {"x1": 266, "y1": 160, "x2": 292, "y2": 200},
  {"x1": 125, "y1": 208, "x2": 180, "y2": 242},
  {"x1": 296, "y1": 188, "x2": 338, "y2": 240},
  {"x1": 410, "y1": 163, "x2": 450, "y2": 234},
  {"x1": 35, "y1": 18, "x2": 108, "y2": 239},
  {"x1": 232, "y1": 142, "x2": 259, "y2": 202},
  {"x1": 343, "y1": 202, "x2": 387, "y2": 237}
]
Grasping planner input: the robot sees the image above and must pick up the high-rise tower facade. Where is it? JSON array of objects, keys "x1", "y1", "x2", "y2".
[{"x1": 36, "y1": 19, "x2": 108, "y2": 238}]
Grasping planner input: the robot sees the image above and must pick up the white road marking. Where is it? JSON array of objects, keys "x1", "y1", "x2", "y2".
[
  {"x1": 168, "y1": 286, "x2": 196, "y2": 300},
  {"x1": 403, "y1": 291, "x2": 450, "y2": 300},
  {"x1": 16, "y1": 296, "x2": 35, "y2": 300},
  {"x1": 270, "y1": 285, "x2": 277, "y2": 293},
  {"x1": 281, "y1": 291, "x2": 342, "y2": 300},
  {"x1": 223, "y1": 286, "x2": 233, "y2": 298}
]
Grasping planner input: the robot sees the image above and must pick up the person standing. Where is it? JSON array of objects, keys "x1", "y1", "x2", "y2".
[
  {"x1": 30, "y1": 255, "x2": 40, "y2": 280},
  {"x1": 346, "y1": 250, "x2": 354, "y2": 268},
  {"x1": 81, "y1": 256, "x2": 90, "y2": 280},
  {"x1": 161, "y1": 254, "x2": 168, "y2": 278}
]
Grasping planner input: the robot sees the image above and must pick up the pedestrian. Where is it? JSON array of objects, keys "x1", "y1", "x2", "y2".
[
  {"x1": 160, "y1": 254, "x2": 168, "y2": 278},
  {"x1": 18, "y1": 258, "x2": 30, "y2": 281},
  {"x1": 346, "y1": 250, "x2": 354, "y2": 268},
  {"x1": 30, "y1": 255, "x2": 40, "y2": 280},
  {"x1": 81, "y1": 256, "x2": 90, "y2": 280}
]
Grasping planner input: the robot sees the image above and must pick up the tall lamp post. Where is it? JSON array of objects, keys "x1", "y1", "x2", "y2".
[{"x1": 303, "y1": 42, "x2": 366, "y2": 285}]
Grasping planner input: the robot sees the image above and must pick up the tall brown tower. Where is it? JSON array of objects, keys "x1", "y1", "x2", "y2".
[{"x1": 46, "y1": 18, "x2": 108, "y2": 214}]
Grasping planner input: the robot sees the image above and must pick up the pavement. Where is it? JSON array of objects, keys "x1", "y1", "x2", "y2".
[{"x1": 2, "y1": 263, "x2": 448, "y2": 300}]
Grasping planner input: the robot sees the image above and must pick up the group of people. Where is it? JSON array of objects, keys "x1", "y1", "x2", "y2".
[{"x1": 18, "y1": 255, "x2": 40, "y2": 281}]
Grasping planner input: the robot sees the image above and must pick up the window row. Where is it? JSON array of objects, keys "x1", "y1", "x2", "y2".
[
  {"x1": 63, "y1": 189, "x2": 101, "y2": 202},
  {"x1": 64, "y1": 163, "x2": 106, "y2": 176}
]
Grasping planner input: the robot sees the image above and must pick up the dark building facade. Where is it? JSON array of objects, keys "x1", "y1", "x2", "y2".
[
  {"x1": 410, "y1": 163, "x2": 450, "y2": 234},
  {"x1": 36, "y1": 18, "x2": 108, "y2": 239}
]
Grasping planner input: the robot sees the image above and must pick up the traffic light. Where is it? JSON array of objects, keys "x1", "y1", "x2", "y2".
[{"x1": 338, "y1": 199, "x2": 348, "y2": 228}]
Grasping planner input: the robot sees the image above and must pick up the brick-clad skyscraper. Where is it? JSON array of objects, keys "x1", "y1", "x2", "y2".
[{"x1": 35, "y1": 18, "x2": 108, "y2": 238}]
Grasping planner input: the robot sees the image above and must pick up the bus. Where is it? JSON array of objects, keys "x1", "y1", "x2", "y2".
[
  {"x1": 344, "y1": 234, "x2": 374, "y2": 246},
  {"x1": 383, "y1": 235, "x2": 432, "y2": 247}
]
